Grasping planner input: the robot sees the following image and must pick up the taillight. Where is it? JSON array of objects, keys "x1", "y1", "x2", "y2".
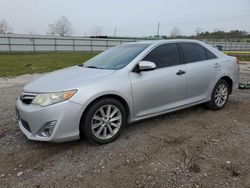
[{"x1": 236, "y1": 59, "x2": 240, "y2": 64}]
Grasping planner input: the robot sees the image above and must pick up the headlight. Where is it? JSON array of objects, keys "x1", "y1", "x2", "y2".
[{"x1": 32, "y1": 89, "x2": 77, "y2": 107}]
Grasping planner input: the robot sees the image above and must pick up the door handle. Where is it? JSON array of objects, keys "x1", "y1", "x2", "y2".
[
  {"x1": 176, "y1": 70, "x2": 185, "y2": 75},
  {"x1": 214, "y1": 63, "x2": 220, "y2": 68}
]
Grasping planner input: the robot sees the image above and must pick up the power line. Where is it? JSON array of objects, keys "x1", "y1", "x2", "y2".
[
  {"x1": 102, "y1": 13, "x2": 250, "y2": 36},
  {"x1": 106, "y1": 13, "x2": 250, "y2": 32},
  {"x1": 160, "y1": 13, "x2": 250, "y2": 26}
]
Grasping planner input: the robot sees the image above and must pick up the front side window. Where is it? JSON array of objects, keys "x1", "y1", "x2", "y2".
[
  {"x1": 142, "y1": 43, "x2": 180, "y2": 68},
  {"x1": 180, "y1": 43, "x2": 207, "y2": 63}
]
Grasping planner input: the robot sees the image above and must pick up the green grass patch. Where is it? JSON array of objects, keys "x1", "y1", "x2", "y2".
[
  {"x1": 0, "y1": 52, "x2": 98, "y2": 77},
  {"x1": 1, "y1": 52, "x2": 249, "y2": 78},
  {"x1": 224, "y1": 51, "x2": 250, "y2": 61},
  {"x1": 236, "y1": 55, "x2": 250, "y2": 62}
]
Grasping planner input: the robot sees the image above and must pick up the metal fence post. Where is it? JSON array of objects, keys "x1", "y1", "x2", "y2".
[
  {"x1": 8, "y1": 36, "x2": 11, "y2": 52},
  {"x1": 32, "y1": 38, "x2": 35, "y2": 52},
  {"x1": 106, "y1": 39, "x2": 108, "y2": 50},
  {"x1": 90, "y1": 38, "x2": 93, "y2": 52},
  {"x1": 54, "y1": 38, "x2": 57, "y2": 52},
  {"x1": 73, "y1": 39, "x2": 75, "y2": 51}
]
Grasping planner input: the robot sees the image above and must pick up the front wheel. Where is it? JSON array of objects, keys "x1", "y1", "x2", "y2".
[
  {"x1": 207, "y1": 80, "x2": 229, "y2": 110},
  {"x1": 81, "y1": 98, "x2": 127, "y2": 145}
]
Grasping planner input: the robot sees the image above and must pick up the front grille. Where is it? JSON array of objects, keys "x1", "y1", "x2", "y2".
[
  {"x1": 20, "y1": 93, "x2": 36, "y2": 105},
  {"x1": 21, "y1": 119, "x2": 31, "y2": 133}
]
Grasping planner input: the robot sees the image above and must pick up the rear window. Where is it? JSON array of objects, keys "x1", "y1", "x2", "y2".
[
  {"x1": 180, "y1": 43, "x2": 207, "y2": 63},
  {"x1": 205, "y1": 48, "x2": 217, "y2": 59}
]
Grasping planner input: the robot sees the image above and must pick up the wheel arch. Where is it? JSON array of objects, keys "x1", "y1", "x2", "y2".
[
  {"x1": 79, "y1": 94, "x2": 131, "y2": 134},
  {"x1": 219, "y1": 76, "x2": 233, "y2": 94}
]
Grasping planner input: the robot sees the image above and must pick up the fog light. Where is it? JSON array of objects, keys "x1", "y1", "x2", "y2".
[{"x1": 39, "y1": 121, "x2": 57, "y2": 137}]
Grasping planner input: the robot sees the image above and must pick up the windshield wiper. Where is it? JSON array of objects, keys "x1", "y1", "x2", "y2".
[{"x1": 82, "y1": 65, "x2": 103, "y2": 69}]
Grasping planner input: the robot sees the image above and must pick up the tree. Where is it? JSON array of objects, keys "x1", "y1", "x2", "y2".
[
  {"x1": 27, "y1": 29, "x2": 38, "y2": 35},
  {"x1": 47, "y1": 16, "x2": 73, "y2": 37},
  {"x1": 195, "y1": 27, "x2": 203, "y2": 35},
  {"x1": 0, "y1": 19, "x2": 12, "y2": 34},
  {"x1": 170, "y1": 26, "x2": 181, "y2": 37}
]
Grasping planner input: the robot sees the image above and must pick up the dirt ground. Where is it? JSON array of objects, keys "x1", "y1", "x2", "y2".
[{"x1": 0, "y1": 63, "x2": 250, "y2": 188}]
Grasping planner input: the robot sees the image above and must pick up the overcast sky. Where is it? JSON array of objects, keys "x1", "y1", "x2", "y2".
[{"x1": 0, "y1": 0, "x2": 250, "y2": 37}]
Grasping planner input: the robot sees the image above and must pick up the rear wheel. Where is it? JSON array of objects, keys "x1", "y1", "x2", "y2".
[
  {"x1": 207, "y1": 79, "x2": 229, "y2": 110},
  {"x1": 81, "y1": 98, "x2": 127, "y2": 145}
]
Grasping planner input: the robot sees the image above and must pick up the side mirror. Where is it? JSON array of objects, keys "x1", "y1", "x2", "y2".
[{"x1": 138, "y1": 61, "x2": 156, "y2": 72}]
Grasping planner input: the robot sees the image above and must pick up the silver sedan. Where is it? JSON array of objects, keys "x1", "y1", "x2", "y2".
[{"x1": 16, "y1": 40, "x2": 239, "y2": 144}]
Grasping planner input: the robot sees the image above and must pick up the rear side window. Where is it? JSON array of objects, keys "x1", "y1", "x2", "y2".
[
  {"x1": 142, "y1": 43, "x2": 180, "y2": 68},
  {"x1": 205, "y1": 48, "x2": 217, "y2": 59},
  {"x1": 180, "y1": 43, "x2": 207, "y2": 63}
]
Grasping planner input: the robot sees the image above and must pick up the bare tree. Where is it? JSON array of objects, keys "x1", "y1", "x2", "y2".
[
  {"x1": 213, "y1": 28, "x2": 220, "y2": 32},
  {"x1": 170, "y1": 26, "x2": 181, "y2": 37},
  {"x1": 90, "y1": 26, "x2": 104, "y2": 36},
  {"x1": 47, "y1": 24, "x2": 56, "y2": 36},
  {"x1": 27, "y1": 29, "x2": 38, "y2": 35},
  {"x1": 195, "y1": 27, "x2": 203, "y2": 35},
  {"x1": 0, "y1": 19, "x2": 12, "y2": 34},
  {"x1": 47, "y1": 16, "x2": 73, "y2": 37}
]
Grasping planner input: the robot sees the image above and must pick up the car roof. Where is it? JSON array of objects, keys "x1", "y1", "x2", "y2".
[
  {"x1": 128, "y1": 39, "x2": 202, "y2": 45},
  {"x1": 122, "y1": 39, "x2": 226, "y2": 58}
]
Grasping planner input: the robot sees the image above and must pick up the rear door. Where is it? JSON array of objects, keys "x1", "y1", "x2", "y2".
[
  {"x1": 129, "y1": 43, "x2": 187, "y2": 118},
  {"x1": 179, "y1": 43, "x2": 220, "y2": 102}
]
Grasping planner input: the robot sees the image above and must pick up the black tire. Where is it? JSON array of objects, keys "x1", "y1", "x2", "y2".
[
  {"x1": 206, "y1": 79, "x2": 229, "y2": 110},
  {"x1": 80, "y1": 98, "x2": 127, "y2": 145}
]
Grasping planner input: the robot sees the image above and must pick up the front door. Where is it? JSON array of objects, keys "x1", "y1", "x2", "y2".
[{"x1": 129, "y1": 43, "x2": 187, "y2": 118}]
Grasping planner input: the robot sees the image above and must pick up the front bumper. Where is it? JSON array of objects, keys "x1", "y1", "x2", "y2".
[{"x1": 16, "y1": 98, "x2": 83, "y2": 142}]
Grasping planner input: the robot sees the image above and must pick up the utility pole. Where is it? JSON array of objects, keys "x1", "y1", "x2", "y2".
[
  {"x1": 114, "y1": 28, "x2": 117, "y2": 37},
  {"x1": 157, "y1": 22, "x2": 160, "y2": 37}
]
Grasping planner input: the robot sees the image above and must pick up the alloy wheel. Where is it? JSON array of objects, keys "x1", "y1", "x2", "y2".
[
  {"x1": 214, "y1": 83, "x2": 228, "y2": 107},
  {"x1": 91, "y1": 104, "x2": 122, "y2": 140}
]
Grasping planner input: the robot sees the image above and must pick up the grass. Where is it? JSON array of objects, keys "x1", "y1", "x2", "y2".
[
  {"x1": 235, "y1": 55, "x2": 250, "y2": 61},
  {"x1": 224, "y1": 51, "x2": 250, "y2": 55},
  {"x1": 223, "y1": 51, "x2": 250, "y2": 61},
  {"x1": 0, "y1": 52, "x2": 98, "y2": 77},
  {"x1": 0, "y1": 51, "x2": 249, "y2": 77}
]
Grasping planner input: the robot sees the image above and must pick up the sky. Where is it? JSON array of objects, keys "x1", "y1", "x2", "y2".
[{"x1": 0, "y1": 0, "x2": 250, "y2": 37}]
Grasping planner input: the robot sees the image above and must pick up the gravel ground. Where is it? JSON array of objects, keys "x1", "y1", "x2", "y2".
[{"x1": 0, "y1": 63, "x2": 250, "y2": 188}]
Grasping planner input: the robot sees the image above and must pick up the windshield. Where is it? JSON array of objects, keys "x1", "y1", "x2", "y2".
[{"x1": 83, "y1": 44, "x2": 149, "y2": 70}]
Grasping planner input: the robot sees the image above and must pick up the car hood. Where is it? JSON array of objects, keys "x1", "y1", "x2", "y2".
[{"x1": 23, "y1": 66, "x2": 116, "y2": 93}]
